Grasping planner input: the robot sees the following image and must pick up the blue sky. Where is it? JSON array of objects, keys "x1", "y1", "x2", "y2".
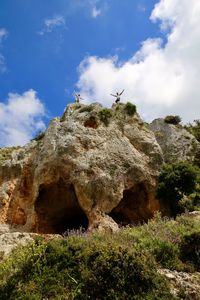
[{"x1": 0, "y1": 0, "x2": 200, "y2": 146}]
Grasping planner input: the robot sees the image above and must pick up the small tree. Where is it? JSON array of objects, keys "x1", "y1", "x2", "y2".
[
  {"x1": 164, "y1": 115, "x2": 181, "y2": 125},
  {"x1": 156, "y1": 162, "x2": 199, "y2": 216}
]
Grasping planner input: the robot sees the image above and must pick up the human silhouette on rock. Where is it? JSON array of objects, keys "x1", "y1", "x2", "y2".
[
  {"x1": 74, "y1": 93, "x2": 84, "y2": 103},
  {"x1": 111, "y1": 90, "x2": 124, "y2": 103}
]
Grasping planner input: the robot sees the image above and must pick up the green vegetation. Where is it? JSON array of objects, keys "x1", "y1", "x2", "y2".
[
  {"x1": 74, "y1": 104, "x2": 82, "y2": 110},
  {"x1": 185, "y1": 119, "x2": 200, "y2": 142},
  {"x1": 0, "y1": 147, "x2": 21, "y2": 162},
  {"x1": 109, "y1": 164, "x2": 118, "y2": 177},
  {"x1": 98, "y1": 108, "x2": 112, "y2": 126},
  {"x1": 194, "y1": 148, "x2": 200, "y2": 168},
  {"x1": 124, "y1": 102, "x2": 137, "y2": 116},
  {"x1": 180, "y1": 231, "x2": 200, "y2": 271},
  {"x1": 164, "y1": 115, "x2": 181, "y2": 125},
  {"x1": 79, "y1": 105, "x2": 93, "y2": 113},
  {"x1": 1, "y1": 214, "x2": 200, "y2": 299},
  {"x1": 157, "y1": 162, "x2": 200, "y2": 215}
]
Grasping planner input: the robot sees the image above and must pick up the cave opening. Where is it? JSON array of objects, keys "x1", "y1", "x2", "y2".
[
  {"x1": 84, "y1": 116, "x2": 98, "y2": 129},
  {"x1": 34, "y1": 180, "x2": 88, "y2": 234},
  {"x1": 109, "y1": 183, "x2": 152, "y2": 226}
]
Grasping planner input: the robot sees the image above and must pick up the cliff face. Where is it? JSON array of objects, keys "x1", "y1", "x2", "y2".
[
  {"x1": 150, "y1": 118, "x2": 200, "y2": 164},
  {"x1": 0, "y1": 103, "x2": 163, "y2": 233}
]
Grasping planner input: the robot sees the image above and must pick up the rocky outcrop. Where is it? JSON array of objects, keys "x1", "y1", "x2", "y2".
[
  {"x1": 150, "y1": 118, "x2": 200, "y2": 163},
  {"x1": 159, "y1": 269, "x2": 200, "y2": 300},
  {"x1": 0, "y1": 224, "x2": 61, "y2": 260},
  {"x1": 0, "y1": 103, "x2": 163, "y2": 233}
]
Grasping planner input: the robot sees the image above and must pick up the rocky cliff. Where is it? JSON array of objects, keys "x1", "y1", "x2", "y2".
[
  {"x1": 150, "y1": 118, "x2": 200, "y2": 164},
  {"x1": 0, "y1": 103, "x2": 163, "y2": 234}
]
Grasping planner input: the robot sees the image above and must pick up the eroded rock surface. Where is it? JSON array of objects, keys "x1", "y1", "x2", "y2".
[
  {"x1": 159, "y1": 269, "x2": 200, "y2": 300},
  {"x1": 150, "y1": 118, "x2": 200, "y2": 163},
  {"x1": 0, "y1": 103, "x2": 163, "y2": 233}
]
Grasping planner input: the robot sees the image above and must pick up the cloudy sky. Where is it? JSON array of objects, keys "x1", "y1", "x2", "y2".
[{"x1": 0, "y1": 0, "x2": 199, "y2": 146}]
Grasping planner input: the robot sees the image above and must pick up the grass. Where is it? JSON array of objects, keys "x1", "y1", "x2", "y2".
[
  {"x1": 0, "y1": 213, "x2": 199, "y2": 299},
  {"x1": 0, "y1": 147, "x2": 21, "y2": 162}
]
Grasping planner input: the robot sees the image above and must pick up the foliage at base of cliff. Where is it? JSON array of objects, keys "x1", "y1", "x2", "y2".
[
  {"x1": 0, "y1": 213, "x2": 200, "y2": 300},
  {"x1": 157, "y1": 162, "x2": 200, "y2": 216}
]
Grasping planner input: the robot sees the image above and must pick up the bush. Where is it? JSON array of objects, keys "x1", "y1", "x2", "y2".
[
  {"x1": 152, "y1": 239, "x2": 180, "y2": 269},
  {"x1": 79, "y1": 105, "x2": 93, "y2": 113},
  {"x1": 185, "y1": 119, "x2": 200, "y2": 142},
  {"x1": 0, "y1": 235, "x2": 173, "y2": 300},
  {"x1": 156, "y1": 162, "x2": 199, "y2": 216},
  {"x1": 164, "y1": 115, "x2": 181, "y2": 125},
  {"x1": 180, "y1": 232, "x2": 200, "y2": 271},
  {"x1": 2, "y1": 214, "x2": 200, "y2": 298},
  {"x1": 124, "y1": 102, "x2": 137, "y2": 116},
  {"x1": 194, "y1": 148, "x2": 200, "y2": 168},
  {"x1": 178, "y1": 196, "x2": 196, "y2": 212},
  {"x1": 98, "y1": 108, "x2": 112, "y2": 126},
  {"x1": 80, "y1": 245, "x2": 172, "y2": 300}
]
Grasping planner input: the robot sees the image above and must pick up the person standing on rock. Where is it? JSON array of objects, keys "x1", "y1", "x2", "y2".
[
  {"x1": 74, "y1": 93, "x2": 84, "y2": 103},
  {"x1": 111, "y1": 90, "x2": 124, "y2": 103}
]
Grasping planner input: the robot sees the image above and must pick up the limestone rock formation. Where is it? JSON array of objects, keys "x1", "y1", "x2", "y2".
[
  {"x1": 0, "y1": 103, "x2": 163, "y2": 234},
  {"x1": 159, "y1": 269, "x2": 200, "y2": 299},
  {"x1": 150, "y1": 118, "x2": 200, "y2": 164}
]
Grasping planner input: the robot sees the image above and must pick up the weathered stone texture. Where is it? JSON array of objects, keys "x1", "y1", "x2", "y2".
[
  {"x1": 0, "y1": 103, "x2": 164, "y2": 233},
  {"x1": 150, "y1": 118, "x2": 200, "y2": 163}
]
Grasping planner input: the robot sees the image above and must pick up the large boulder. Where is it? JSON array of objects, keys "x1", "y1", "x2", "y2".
[
  {"x1": 0, "y1": 103, "x2": 163, "y2": 233},
  {"x1": 150, "y1": 118, "x2": 200, "y2": 164}
]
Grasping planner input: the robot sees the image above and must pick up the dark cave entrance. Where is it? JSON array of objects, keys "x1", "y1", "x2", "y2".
[
  {"x1": 34, "y1": 180, "x2": 88, "y2": 234},
  {"x1": 84, "y1": 116, "x2": 98, "y2": 129},
  {"x1": 109, "y1": 183, "x2": 152, "y2": 226}
]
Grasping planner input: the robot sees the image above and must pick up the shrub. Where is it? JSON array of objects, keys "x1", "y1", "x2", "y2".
[
  {"x1": 156, "y1": 162, "x2": 199, "y2": 216},
  {"x1": 178, "y1": 196, "x2": 196, "y2": 212},
  {"x1": 185, "y1": 119, "x2": 200, "y2": 142},
  {"x1": 152, "y1": 239, "x2": 180, "y2": 269},
  {"x1": 79, "y1": 105, "x2": 93, "y2": 113},
  {"x1": 180, "y1": 232, "x2": 200, "y2": 271},
  {"x1": 0, "y1": 235, "x2": 173, "y2": 300},
  {"x1": 194, "y1": 148, "x2": 200, "y2": 168},
  {"x1": 80, "y1": 244, "x2": 172, "y2": 300},
  {"x1": 98, "y1": 108, "x2": 112, "y2": 126},
  {"x1": 164, "y1": 115, "x2": 181, "y2": 125},
  {"x1": 124, "y1": 102, "x2": 137, "y2": 116},
  {"x1": 2, "y1": 214, "x2": 200, "y2": 298}
]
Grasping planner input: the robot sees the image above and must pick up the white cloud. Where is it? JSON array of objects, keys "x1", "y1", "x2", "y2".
[
  {"x1": 0, "y1": 54, "x2": 6, "y2": 73},
  {"x1": 0, "y1": 28, "x2": 8, "y2": 73},
  {"x1": 76, "y1": 0, "x2": 200, "y2": 123},
  {"x1": 137, "y1": 4, "x2": 147, "y2": 13},
  {"x1": 39, "y1": 15, "x2": 66, "y2": 35},
  {"x1": 0, "y1": 28, "x2": 8, "y2": 43},
  {"x1": 91, "y1": 6, "x2": 102, "y2": 18},
  {"x1": 0, "y1": 90, "x2": 46, "y2": 147},
  {"x1": 88, "y1": 0, "x2": 108, "y2": 18}
]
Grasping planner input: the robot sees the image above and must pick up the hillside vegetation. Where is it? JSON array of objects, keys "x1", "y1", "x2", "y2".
[{"x1": 0, "y1": 213, "x2": 200, "y2": 299}]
